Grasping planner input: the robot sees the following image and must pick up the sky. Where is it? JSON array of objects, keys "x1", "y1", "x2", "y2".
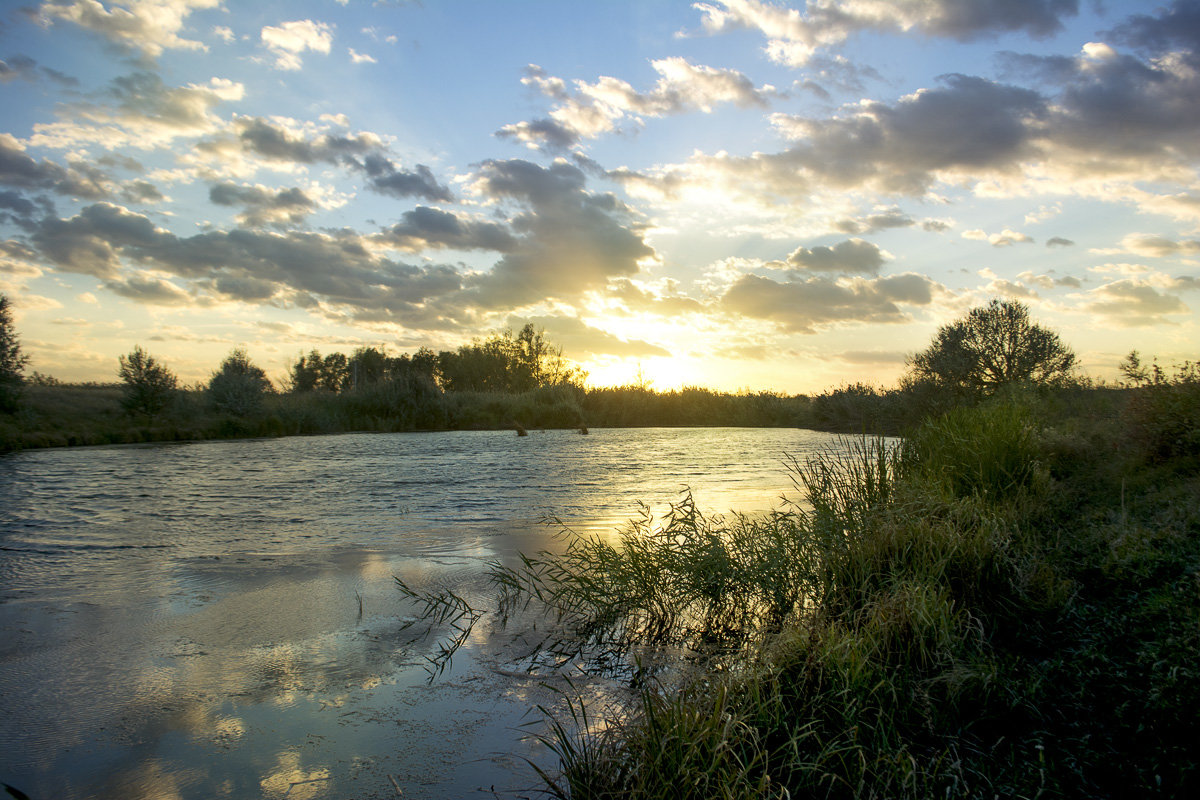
[{"x1": 1, "y1": 0, "x2": 1198, "y2": 394}]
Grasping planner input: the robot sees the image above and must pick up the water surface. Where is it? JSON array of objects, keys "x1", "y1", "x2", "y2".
[{"x1": 0, "y1": 427, "x2": 843, "y2": 799}]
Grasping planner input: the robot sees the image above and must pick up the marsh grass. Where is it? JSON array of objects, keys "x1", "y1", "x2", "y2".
[
  {"x1": 485, "y1": 395, "x2": 1199, "y2": 799},
  {"x1": 392, "y1": 577, "x2": 483, "y2": 681}
]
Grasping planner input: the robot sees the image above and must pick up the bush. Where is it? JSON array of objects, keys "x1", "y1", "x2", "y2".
[
  {"x1": 118, "y1": 346, "x2": 178, "y2": 418},
  {"x1": 208, "y1": 349, "x2": 272, "y2": 416}
]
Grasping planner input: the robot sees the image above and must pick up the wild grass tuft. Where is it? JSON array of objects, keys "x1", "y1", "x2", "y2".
[{"x1": 497, "y1": 392, "x2": 1200, "y2": 799}]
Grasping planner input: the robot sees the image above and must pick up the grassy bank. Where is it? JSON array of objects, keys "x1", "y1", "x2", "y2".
[
  {"x1": 0, "y1": 381, "x2": 816, "y2": 452},
  {"x1": 490, "y1": 384, "x2": 1199, "y2": 798}
]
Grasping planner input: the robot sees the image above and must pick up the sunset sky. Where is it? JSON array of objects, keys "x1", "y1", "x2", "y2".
[{"x1": 1, "y1": 0, "x2": 1197, "y2": 393}]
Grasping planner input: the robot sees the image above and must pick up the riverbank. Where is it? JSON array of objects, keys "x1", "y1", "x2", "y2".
[
  {"x1": 0, "y1": 377, "x2": 1132, "y2": 453},
  {"x1": 492, "y1": 386, "x2": 1200, "y2": 798},
  {"x1": 0, "y1": 381, "x2": 817, "y2": 453}
]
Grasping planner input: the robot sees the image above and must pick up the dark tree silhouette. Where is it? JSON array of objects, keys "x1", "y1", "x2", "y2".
[
  {"x1": 0, "y1": 294, "x2": 29, "y2": 414},
  {"x1": 118, "y1": 346, "x2": 178, "y2": 418},
  {"x1": 906, "y1": 298, "x2": 1076, "y2": 396}
]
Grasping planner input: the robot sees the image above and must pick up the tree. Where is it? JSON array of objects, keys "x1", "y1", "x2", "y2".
[
  {"x1": 0, "y1": 294, "x2": 29, "y2": 414},
  {"x1": 208, "y1": 349, "x2": 272, "y2": 416},
  {"x1": 905, "y1": 298, "x2": 1076, "y2": 396},
  {"x1": 118, "y1": 346, "x2": 178, "y2": 418}
]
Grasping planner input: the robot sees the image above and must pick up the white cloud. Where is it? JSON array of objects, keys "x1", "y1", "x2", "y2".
[
  {"x1": 348, "y1": 48, "x2": 377, "y2": 64},
  {"x1": 499, "y1": 58, "x2": 775, "y2": 149},
  {"x1": 963, "y1": 228, "x2": 1033, "y2": 247},
  {"x1": 30, "y1": 74, "x2": 244, "y2": 151},
  {"x1": 38, "y1": 0, "x2": 223, "y2": 57},
  {"x1": 261, "y1": 20, "x2": 334, "y2": 71},
  {"x1": 692, "y1": 0, "x2": 1080, "y2": 67}
]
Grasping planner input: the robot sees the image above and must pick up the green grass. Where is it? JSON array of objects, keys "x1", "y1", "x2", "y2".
[{"x1": 488, "y1": 389, "x2": 1200, "y2": 799}]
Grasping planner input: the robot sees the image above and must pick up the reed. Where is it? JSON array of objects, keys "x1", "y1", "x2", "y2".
[{"x1": 491, "y1": 390, "x2": 1200, "y2": 799}]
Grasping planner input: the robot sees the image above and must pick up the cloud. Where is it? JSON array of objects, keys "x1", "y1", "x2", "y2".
[
  {"x1": 0, "y1": 133, "x2": 109, "y2": 199},
  {"x1": 1112, "y1": 233, "x2": 1200, "y2": 258},
  {"x1": 261, "y1": 20, "x2": 333, "y2": 71},
  {"x1": 498, "y1": 59, "x2": 775, "y2": 150},
  {"x1": 377, "y1": 206, "x2": 519, "y2": 252},
  {"x1": 193, "y1": 116, "x2": 453, "y2": 201},
  {"x1": 119, "y1": 179, "x2": 165, "y2": 203},
  {"x1": 622, "y1": 73, "x2": 1046, "y2": 208},
  {"x1": 693, "y1": 0, "x2": 1080, "y2": 67},
  {"x1": 30, "y1": 72, "x2": 243, "y2": 151},
  {"x1": 212, "y1": 115, "x2": 381, "y2": 165},
  {"x1": 1106, "y1": 0, "x2": 1200, "y2": 57},
  {"x1": 1083, "y1": 279, "x2": 1190, "y2": 326},
  {"x1": 348, "y1": 48, "x2": 376, "y2": 64},
  {"x1": 465, "y1": 159, "x2": 657, "y2": 307},
  {"x1": 998, "y1": 41, "x2": 1200, "y2": 184},
  {"x1": 720, "y1": 271, "x2": 941, "y2": 333},
  {"x1": 962, "y1": 228, "x2": 1034, "y2": 246},
  {"x1": 38, "y1": 0, "x2": 223, "y2": 57},
  {"x1": 208, "y1": 182, "x2": 317, "y2": 228},
  {"x1": 0, "y1": 55, "x2": 38, "y2": 83},
  {"x1": 358, "y1": 155, "x2": 454, "y2": 202},
  {"x1": 509, "y1": 314, "x2": 672, "y2": 359},
  {"x1": 1047, "y1": 236, "x2": 1075, "y2": 247},
  {"x1": 838, "y1": 350, "x2": 907, "y2": 365},
  {"x1": 104, "y1": 272, "x2": 193, "y2": 305},
  {"x1": 17, "y1": 187, "x2": 656, "y2": 329},
  {"x1": 22, "y1": 202, "x2": 471, "y2": 327},
  {"x1": 834, "y1": 207, "x2": 915, "y2": 234},
  {"x1": 784, "y1": 238, "x2": 889, "y2": 274},
  {"x1": 606, "y1": 278, "x2": 704, "y2": 315}
]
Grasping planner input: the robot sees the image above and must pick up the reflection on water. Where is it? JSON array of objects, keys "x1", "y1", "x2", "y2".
[{"x1": 0, "y1": 427, "x2": 845, "y2": 799}]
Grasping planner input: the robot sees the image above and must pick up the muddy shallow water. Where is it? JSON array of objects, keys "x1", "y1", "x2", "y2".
[{"x1": 0, "y1": 427, "x2": 843, "y2": 799}]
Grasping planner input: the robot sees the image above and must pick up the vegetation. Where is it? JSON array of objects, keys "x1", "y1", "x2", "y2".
[
  {"x1": 118, "y1": 346, "x2": 178, "y2": 418},
  {"x1": 207, "y1": 348, "x2": 272, "y2": 417},
  {"x1": 486, "y1": 381, "x2": 1199, "y2": 799},
  {"x1": 0, "y1": 294, "x2": 28, "y2": 414},
  {"x1": 906, "y1": 297, "x2": 1076, "y2": 399}
]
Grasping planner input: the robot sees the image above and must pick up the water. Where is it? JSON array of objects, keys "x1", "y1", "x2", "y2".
[{"x1": 0, "y1": 427, "x2": 844, "y2": 799}]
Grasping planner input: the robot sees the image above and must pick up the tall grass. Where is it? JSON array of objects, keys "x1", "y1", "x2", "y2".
[{"x1": 490, "y1": 394, "x2": 1200, "y2": 799}]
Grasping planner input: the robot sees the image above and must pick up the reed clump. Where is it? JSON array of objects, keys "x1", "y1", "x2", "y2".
[{"x1": 497, "y1": 392, "x2": 1200, "y2": 799}]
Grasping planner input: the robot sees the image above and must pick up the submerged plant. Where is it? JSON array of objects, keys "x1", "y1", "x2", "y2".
[{"x1": 393, "y1": 577, "x2": 483, "y2": 680}]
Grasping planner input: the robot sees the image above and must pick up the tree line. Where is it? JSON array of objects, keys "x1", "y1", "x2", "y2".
[{"x1": 4, "y1": 293, "x2": 1193, "y2": 452}]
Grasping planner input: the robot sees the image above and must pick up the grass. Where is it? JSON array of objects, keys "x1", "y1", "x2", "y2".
[
  {"x1": 484, "y1": 387, "x2": 1200, "y2": 799},
  {"x1": 2, "y1": 380, "x2": 816, "y2": 452}
]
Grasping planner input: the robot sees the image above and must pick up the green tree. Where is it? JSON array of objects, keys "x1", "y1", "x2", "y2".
[
  {"x1": 905, "y1": 298, "x2": 1076, "y2": 397},
  {"x1": 288, "y1": 349, "x2": 323, "y2": 392},
  {"x1": 0, "y1": 294, "x2": 29, "y2": 414},
  {"x1": 208, "y1": 349, "x2": 272, "y2": 416},
  {"x1": 437, "y1": 326, "x2": 583, "y2": 393},
  {"x1": 118, "y1": 346, "x2": 178, "y2": 418},
  {"x1": 319, "y1": 352, "x2": 350, "y2": 391}
]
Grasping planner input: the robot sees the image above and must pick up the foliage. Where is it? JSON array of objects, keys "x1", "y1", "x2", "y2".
[
  {"x1": 1119, "y1": 351, "x2": 1200, "y2": 464},
  {"x1": 117, "y1": 345, "x2": 178, "y2": 418},
  {"x1": 0, "y1": 294, "x2": 29, "y2": 414},
  {"x1": 491, "y1": 391, "x2": 1200, "y2": 799},
  {"x1": 438, "y1": 323, "x2": 584, "y2": 393},
  {"x1": 207, "y1": 348, "x2": 272, "y2": 416},
  {"x1": 906, "y1": 298, "x2": 1076, "y2": 398}
]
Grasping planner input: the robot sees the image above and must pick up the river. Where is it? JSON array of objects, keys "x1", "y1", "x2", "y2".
[{"x1": 0, "y1": 427, "x2": 845, "y2": 799}]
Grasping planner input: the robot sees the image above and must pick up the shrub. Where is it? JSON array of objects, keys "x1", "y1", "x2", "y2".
[
  {"x1": 208, "y1": 349, "x2": 272, "y2": 416},
  {"x1": 118, "y1": 346, "x2": 178, "y2": 418}
]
